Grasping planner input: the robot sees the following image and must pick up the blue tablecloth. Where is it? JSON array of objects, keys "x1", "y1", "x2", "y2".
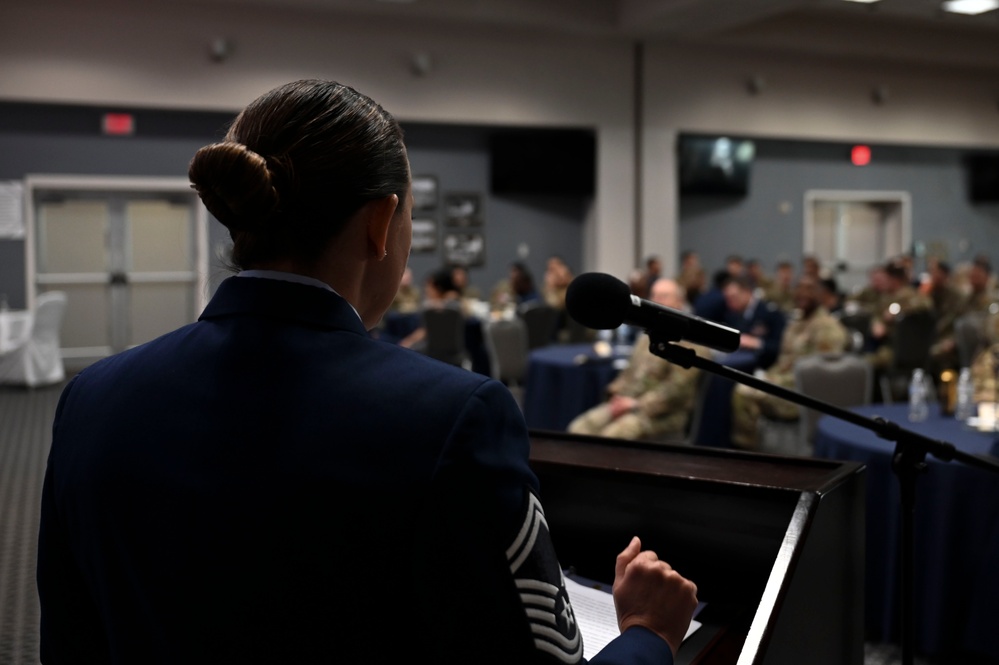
[
  {"x1": 815, "y1": 404, "x2": 999, "y2": 660},
  {"x1": 523, "y1": 344, "x2": 626, "y2": 431}
]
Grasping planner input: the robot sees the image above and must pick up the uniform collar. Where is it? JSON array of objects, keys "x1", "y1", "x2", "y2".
[{"x1": 200, "y1": 275, "x2": 370, "y2": 336}]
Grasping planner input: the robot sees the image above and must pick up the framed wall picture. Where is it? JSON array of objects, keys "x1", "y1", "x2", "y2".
[
  {"x1": 412, "y1": 175, "x2": 438, "y2": 212},
  {"x1": 443, "y1": 232, "x2": 485, "y2": 266},
  {"x1": 411, "y1": 218, "x2": 438, "y2": 253},
  {"x1": 443, "y1": 192, "x2": 483, "y2": 227}
]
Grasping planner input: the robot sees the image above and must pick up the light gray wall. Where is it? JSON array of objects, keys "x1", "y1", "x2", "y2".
[{"x1": 679, "y1": 139, "x2": 999, "y2": 277}]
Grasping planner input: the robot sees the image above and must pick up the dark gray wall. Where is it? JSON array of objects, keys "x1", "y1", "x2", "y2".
[
  {"x1": 0, "y1": 103, "x2": 588, "y2": 309},
  {"x1": 394, "y1": 123, "x2": 586, "y2": 297},
  {"x1": 680, "y1": 138, "x2": 999, "y2": 277}
]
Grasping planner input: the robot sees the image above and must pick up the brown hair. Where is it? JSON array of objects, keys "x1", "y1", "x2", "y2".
[{"x1": 189, "y1": 80, "x2": 408, "y2": 268}]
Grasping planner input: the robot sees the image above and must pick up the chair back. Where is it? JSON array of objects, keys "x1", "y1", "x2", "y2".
[
  {"x1": 795, "y1": 353, "x2": 872, "y2": 446},
  {"x1": 483, "y1": 318, "x2": 529, "y2": 385},
  {"x1": 32, "y1": 291, "x2": 68, "y2": 346},
  {"x1": 518, "y1": 303, "x2": 559, "y2": 350},
  {"x1": 891, "y1": 310, "x2": 936, "y2": 372},
  {"x1": 423, "y1": 307, "x2": 466, "y2": 366},
  {"x1": 838, "y1": 311, "x2": 872, "y2": 353},
  {"x1": 565, "y1": 312, "x2": 593, "y2": 344},
  {"x1": 955, "y1": 312, "x2": 988, "y2": 368}
]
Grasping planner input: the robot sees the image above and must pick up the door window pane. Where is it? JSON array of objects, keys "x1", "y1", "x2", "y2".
[
  {"x1": 127, "y1": 200, "x2": 193, "y2": 272},
  {"x1": 37, "y1": 200, "x2": 109, "y2": 274}
]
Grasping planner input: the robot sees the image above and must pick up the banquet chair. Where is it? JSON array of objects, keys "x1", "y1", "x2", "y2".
[
  {"x1": 954, "y1": 311, "x2": 988, "y2": 369},
  {"x1": 757, "y1": 353, "x2": 872, "y2": 457},
  {"x1": 0, "y1": 291, "x2": 68, "y2": 388},
  {"x1": 483, "y1": 317, "x2": 529, "y2": 406},
  {"x1": 795, "y1": 353, "x2": 872, "y2": 448},
  {"x1": 422, "y1": 307, "x2": 467, "y2": 368},
  {"x1": 839, "y1": 311, "x2": 872, "y2": 353},
  {"x1": 879, "y1": 309, "x2": 936, "y2": 403},
  {"x1": 518, "y1": 303, "x2": 559, "y2": 350}
]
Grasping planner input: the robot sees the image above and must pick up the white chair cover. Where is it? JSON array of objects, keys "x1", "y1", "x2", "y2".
[{"x1": 0, "y1": 291, "x2": 68, "y2": 387}]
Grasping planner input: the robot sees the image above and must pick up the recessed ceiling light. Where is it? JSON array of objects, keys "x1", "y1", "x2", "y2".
[
  {"x1": 941, "y1": 0, "x2": 999, "y2": 14},
  {"x1": 841, "y1": 0, "x2": 881, "y2": 4}
]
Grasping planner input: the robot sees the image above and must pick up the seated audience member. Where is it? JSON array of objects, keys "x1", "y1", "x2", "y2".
[
  {"x1": 390, "y1": 266, "x2": 421, "y2": 313},
  {"x1": 818, "y1": 277, "x2": 844, "y2": 317},
  {"x1": 965, "y1": 255, "x2": 996, "y2": 313},
  {"x1": 746, "y1": 259, "x2": 772, "y2": 293},
  {"x1": 849, "y1": 265, "x2": 888, "y2": 313},
  {"x1": 568, "y1": 279, "x2": 707, "y2": 441},
  {"x1": 801, "y1": 254, "x2": 822, "y2": 281},
  {"x1": 725, "y1": 254, "x2": 745, "y2": 279},
  {"x1": 676, "y1": 250, "x2": 706, "y2": 305},
  {"x1": 723, "y1": 275, "x2": 787, "y2": 371},
  {"x1": 644, "y1": 254, "x2": 664, "y2": 293},
  {"x1": 450, "y1": 264, "x2": 481, "y2": 300},
  {"x1": 868, "y1": 261, "x2": 933, "y2": 370},
  {"x1": 693, "y1": 270, "x2": 731, "y2": 323},
  {"x1": 730, "y1": 276, "x2": 848, "y2": 450},
  {"x1": 543, "y1": 255, "x2": 573, "y2": 310},
  {"x1": 492, "y1": 262, "x2": 541, "y2": 309},
  {"x1": 765, "y1": 261, "x2": 795, "y2": 312},
  {"x1": 627, "y1": 269, "x2": 650, "y2": 301},
  {"x1": 543, "y1": 255, "x2": 575, "y2": 341},
  {"x1": 400, "y1": 267, "x2": 462, "y2": 350},
  {"x1": 925, "y1": 260, "x2": 966, "y2": 371}
]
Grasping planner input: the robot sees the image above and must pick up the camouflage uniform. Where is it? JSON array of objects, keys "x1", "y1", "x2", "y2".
[
  {"x1": 929, "y1": 283, "x2": 968, "y2": 371},
  {"x1": 567, "y1": 335, "x2": 707, "y2": 440},
  {"x1": 731, "y1": 307, "x2": 848, "y2": 450},
  {"x1": 765, "y1": 283, "x2": 795, "y2": 313},
  {"x1": 868, "y1": 285, "x2": 933, "y2": 370},
  {"x1": 971, "y1": 342, "x2": 999, "y2": 405},
  {"x1": 965, "y1": 288, "x2": 996, "y2": 315},
  {"x1": 390, "y1": 284, "x2": 421, "y2": 314},
  {"x1": 848, "y1": 286, "x2": 882, "y2": 313}
]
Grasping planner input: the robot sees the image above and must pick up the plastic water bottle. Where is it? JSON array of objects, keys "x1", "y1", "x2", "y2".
[
  {"x1": 908, "y1": 369, "x2": 929, "y2": 422},
  {"x1": 956, "y1": 367, "x2": 974, "y2": 422}
]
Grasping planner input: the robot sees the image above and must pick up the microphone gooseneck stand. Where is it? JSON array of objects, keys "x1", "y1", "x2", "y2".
[{"x1": 646, "y1": 332, "x2": 999, "y2": 665}]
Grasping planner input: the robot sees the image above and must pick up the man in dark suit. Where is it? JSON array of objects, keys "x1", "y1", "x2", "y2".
[{"x1": 722, "y1": 275, "x2": 786, "y2": 370}]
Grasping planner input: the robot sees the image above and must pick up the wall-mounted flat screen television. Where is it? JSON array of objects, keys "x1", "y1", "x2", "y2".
[
  {"x1": 490, "y1": 128, "x2": 595, "y2": 197},
  {"x1": 678, "y1": 134, "x2": 755, "y2": 196},
  {"x1": 967, "y1": 153, "x2": 999, "y2": 202}
]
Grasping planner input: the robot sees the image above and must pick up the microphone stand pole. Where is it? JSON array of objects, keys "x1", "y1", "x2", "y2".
[{"x1": 646, "y1": 333, "x2": 999, "y2": 665}]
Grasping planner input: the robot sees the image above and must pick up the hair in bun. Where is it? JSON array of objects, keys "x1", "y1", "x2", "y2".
[
  {"x1": 188, "y1": 79, "x2": 408, "y2": 269},
  {"x1": 189, "y1": 142, "x2": 280, "y2": 232}
]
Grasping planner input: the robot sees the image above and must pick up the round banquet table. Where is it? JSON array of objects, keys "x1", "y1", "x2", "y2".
[
  {"x1": 522, "y1": 343, "x2": 628, "y2": 431},
  {"x1": 814, "y1": 403, "x2": 999, "y2": 660}
]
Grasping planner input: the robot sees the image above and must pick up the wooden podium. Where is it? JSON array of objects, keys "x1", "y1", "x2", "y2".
[{"x1": 529, "y1": 431, "x2": 866, "y2": 665}]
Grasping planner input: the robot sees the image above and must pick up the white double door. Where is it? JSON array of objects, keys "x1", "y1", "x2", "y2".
[
  {"x1": 27, "y1": 176, "x2": 209, "y2": 366},
  {"x1": 804, "y1": 190, "x2": 911, "y2": 293}
]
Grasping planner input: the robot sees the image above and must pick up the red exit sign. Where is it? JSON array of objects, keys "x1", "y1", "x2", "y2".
[{"x1": 102, "y1": 113, "x2": 135, "y2": 136}]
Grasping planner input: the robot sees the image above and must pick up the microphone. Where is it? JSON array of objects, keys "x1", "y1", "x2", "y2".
[{"x1": 565, "y1": 272, "x2": 741, "y2": 353}]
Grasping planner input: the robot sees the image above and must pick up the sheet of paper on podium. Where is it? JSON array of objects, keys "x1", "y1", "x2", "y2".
[{"x1": 564, "y1": 576, "x2": 702, "y2": 660}]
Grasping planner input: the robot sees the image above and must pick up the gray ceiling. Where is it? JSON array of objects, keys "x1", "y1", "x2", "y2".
[{"x1": 183, "y1": 0, "x2": 999, "y2": 70}]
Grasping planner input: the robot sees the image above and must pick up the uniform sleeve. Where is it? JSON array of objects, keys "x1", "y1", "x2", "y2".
[
  {"x1": 37, "y1": 376, "x2": 111, "y2": 664},
  {"x1": 412, "y1": 379, "x2": 673, "y2": 665},
  {"x1": 637, "y1": 349, "x2": 701, "y2": 420}
]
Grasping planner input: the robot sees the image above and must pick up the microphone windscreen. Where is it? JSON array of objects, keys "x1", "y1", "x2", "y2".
[{"x1": 566, "y1": 272, "x2": 632, "y2": 329}]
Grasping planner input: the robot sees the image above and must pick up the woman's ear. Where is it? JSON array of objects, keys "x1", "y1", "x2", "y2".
[{"x1": 364, "y1": 194, "x2": 399, "y2": 260}]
